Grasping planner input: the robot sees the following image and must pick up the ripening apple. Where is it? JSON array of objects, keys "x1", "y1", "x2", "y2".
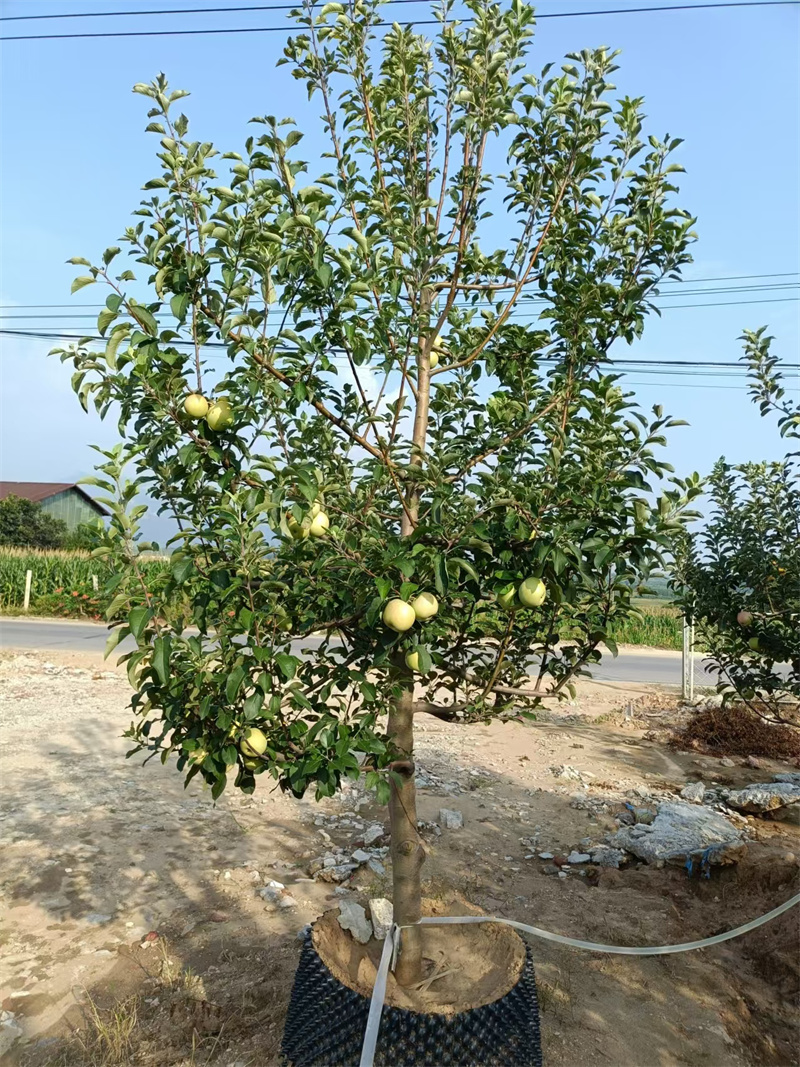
[
  {"x1": 517, "y1": 577, "x2": 547, "y2": 608},
  {"x1": 383, "y1": 599, "x2": 416, "y2": 632},
  {"x1": 287, "y1": 515, "x2": 308, "y2": 540},
  {"x1": 405, "y1": 650, "x2": 421, "y2": 671},
  {"x1": 206, "y1": 398, "x2": 234, "y2": 431},
  {"x1": 184, "y1": 393, "x2": 209, "y2": 419},
  {"x1": 309, "y1": 511, "x2": 330, "y2": 538},
  {"x1": 748, "y1": 637, "x2": 760, "y2": 652},
  {"x1": 411, "y1": 592, "x2": 438, "y2": 621},
  {"x1": 240, "y1": 727, "x2": 268, "y2": 757},
  {"x1": 737, "y1": 610, "x2": 754, "y2": 628},
  {"x1": 496, "y1": 585, "x2": 517, "y2": 610}
]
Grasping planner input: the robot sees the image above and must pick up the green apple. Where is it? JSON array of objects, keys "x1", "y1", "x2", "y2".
[
  {"x1": 518, "y1": 577, "x2": 547, "y2": 608},
  {"x1": 206, "y1": 398, "x2": 234, "y2": 431},
  {"x1": 310, "y1": 502, "x2": 322, "y2": 518},
  {"x1": 309, "y1": 511, "x2": 330, "y2": 538},
  {"x1": 432, "y1": 336, "x2": 446, "y2": 351},
  {"x1": 287, "y1": 514, "x2": 308, "y2": 540},
  {"x1": 242, "y1": 757, "x2": 261, "y2": 770},
  {"x1": 411, "y1": 592, "x2": 438, "y2": 621},
  {"x1": 737, "y1": 610, "x2": 753, "y2": 627},
  {"x1": 748, "y1": 637, "x2": 760, "y2": 652},
  {"x1": 184, "y1": 393, "x2": 209, "y2": 419},
  {"x1": 240, "y1": 727, "x2": 268, "y2": 757},
  {"x1": 496, "y1": 585, "x2": 517, "y2": 610},
  {"x1": 383, "y1": 599, "x2": 416, "y2": 632},
  {"x1": 429, "y1": 351, "x2": 440, "y2": 369},
  {"x1": 405, "y1": 650, "x2": 421, "y2": 671}
]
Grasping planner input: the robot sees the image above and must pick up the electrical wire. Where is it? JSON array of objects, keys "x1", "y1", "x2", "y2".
[
  {"x1": 2, "y1": 0, "x2": 796, "y2": 41},
  {"x1": 2, "y1": 273, "x2": 797, "y2": 309}
]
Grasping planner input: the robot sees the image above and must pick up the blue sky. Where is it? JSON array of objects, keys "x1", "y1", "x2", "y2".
[{"x1": 1, "y1": 0, "x2": 798, "y2": 542}]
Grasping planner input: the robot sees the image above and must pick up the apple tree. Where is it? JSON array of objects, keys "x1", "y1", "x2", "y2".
[
  {"x1": 55, "y1": 0, "x2": 701, "y2": 983},
  {"x1": 675, "y1": 328, "x2": 800, "y2": 725}
]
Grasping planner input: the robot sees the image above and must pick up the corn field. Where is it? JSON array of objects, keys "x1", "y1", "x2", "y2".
[{"x1": 0, "y1": 548, "x2": 168, "y2": 610}]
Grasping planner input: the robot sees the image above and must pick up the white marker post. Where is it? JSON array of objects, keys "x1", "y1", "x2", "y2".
[
  {"x1": 23, "y1": 569, "x2": 32, "y2": 612},
  {"x1": 92, "y1": 574, "x2": 99, "y2": 592},
  {"x1": 682, "y1": 616, "x2": 695, "y2": 704}
]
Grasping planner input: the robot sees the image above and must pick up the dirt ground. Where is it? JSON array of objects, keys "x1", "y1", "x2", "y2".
[{"x1": 0, "y1": 648, "x2": 798, "y2": 1067}]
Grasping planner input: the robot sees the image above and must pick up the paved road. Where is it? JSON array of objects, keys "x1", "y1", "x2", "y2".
[{"x1": 0, "y1": 616, "x2": 719, "y2": 687}]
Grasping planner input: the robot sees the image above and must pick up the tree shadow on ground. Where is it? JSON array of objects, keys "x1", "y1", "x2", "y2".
[{"x1": 2, "y1": 702, "x2": 799, "y2": 1067}]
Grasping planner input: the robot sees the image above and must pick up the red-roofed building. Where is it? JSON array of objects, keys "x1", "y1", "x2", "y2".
[{"x1": 0, "y1": 483, "x2": 108, "y2": 530}]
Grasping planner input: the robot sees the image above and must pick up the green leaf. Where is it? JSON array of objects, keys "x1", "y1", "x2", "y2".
[
  {"x1": 275, "y1": 653, "x2": 298, "y2": 681},
  {"x1": 104, "y1": 625, "x2": 129, "y2": 659},
  {"x1": 153, "y1": 635, "x2": 171, "y2": 684},
  {"x1": 71, "y1": 275, "x2": 95, "y2": 294},
  {"x1": 239, "y1": 606, "x2": 254, "y2": 631},
  {"x1": 243, "y1": 690, "x2": 264, "y2": 720},
  {"x1": 225, "y1": 664, "x2": 247, "y2": 702},
  {"x1": 128, "y1": 606, "x2": 153, "y2": 640},
  {"x1": 97, "y1": 308, "x2": 117, "y2": 337},
  {"x1": 171, "y1": 557, "x2": 194, "y2": 584},
  {"x1": 433, "y1": 554, "x2": 449, "y2": 596},
  {"x1": 221, "y1": 745, "x2": 239, "y2": 766},
  {"x1": 130, "y1": 304, "x2": 159, "y2": 335},
  {"x1": 452, "y1": 557, "x2": 480, "y2": 584},
  {"x1": 170, "y1": 293, "x2": 190, "y2": 321}
]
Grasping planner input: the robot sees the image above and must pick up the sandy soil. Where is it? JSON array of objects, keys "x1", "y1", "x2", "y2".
[{"x1": 0, "y1": 649, "x2": 798, "y2": 1067}]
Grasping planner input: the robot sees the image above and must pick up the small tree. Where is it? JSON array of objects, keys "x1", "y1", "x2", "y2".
[
  {"x1": 676, "y1": 328, "x2": 800, "y2": 724},
  {"x1": 56, "y1": 0, "x2": 700, "y2": 984},
  {"x1": 0, "y1": 495, "x2": 67, "y2": 549}
]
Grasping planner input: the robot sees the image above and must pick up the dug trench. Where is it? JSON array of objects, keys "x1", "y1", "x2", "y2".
[{"x1": 0, "y1": 650, "x2": 798, "y2": 1067}]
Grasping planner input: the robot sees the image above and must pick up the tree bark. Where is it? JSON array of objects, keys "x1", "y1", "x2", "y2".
[
  {"x1": 388, "y1": 286, "x2": 433, "y2": 986},
  {"x1": 387, "y1": 657, "x2": 424, "y2": 986}
]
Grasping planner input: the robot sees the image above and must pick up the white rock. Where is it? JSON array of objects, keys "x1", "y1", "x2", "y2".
[
  {"x1": 337, "y1": 901, "x2": 373, "y2": 944},
  {"x1": 438, "y1": 808, "x2": 464, "y2": 830},
  {"x1": 538, "y1": 852, "x2": 554, "y2": 860},
  {"x1": 610, "y1": 801, "x2": 745, "y2": 867},
  {"x1": 363, "y1": 824, "x2": 385, "y2": 847},
  {"x1": 726, "y1": 782, "x2": 800, "y2": 815},
  {"x1": 369, "y1": 898, "x2": 394, "y2": 940},
  {"x1": 681, "y1": 781, "x2": 706, "y2": 803}
]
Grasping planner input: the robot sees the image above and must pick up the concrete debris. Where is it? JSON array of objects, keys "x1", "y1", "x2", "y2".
[
  {"x1": 551, "y1": 765, "x2": 592, "y2": 782},
  {"x1": 0, "y1": 1012, "x2": 23, "y2": 1057},
  {"x1": 363, "y1": 824, "x2": 386, "y2": 847},
  {"x1": 438, "y1": 808, "x2": 464, "y2": 830},
  {"x1": 589, "y1": 846, "x2": 627, "y2": 869},
  {"x1": 337, "y1": 901, "x2": 373, "y2": 944},
  {"x1": 369, "y1": 898, "x2": 394, "y2": 941},
  {"x1": 610, "y1": 801, "x2": 746, "y2": 867},
  {"x1": 725, "y1": 782, "x2": 800, "y2": 816},
  {"x1": 317, "y1": 864, "x2": 357, "y2": 883},
  {"x1": 681, "y1": 782, "x2": 706, "y2": 803}
]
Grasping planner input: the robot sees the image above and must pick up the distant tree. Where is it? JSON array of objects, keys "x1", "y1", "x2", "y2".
[
  {"x1": 62, "y1": 520, "x2": 106, "y2": 551},
  {"x1": 676, "y1": 328, "x2": 800, "y2": 724},
  {"x1": 0, "y1": 495, "x2": 67, "y2": 549}
]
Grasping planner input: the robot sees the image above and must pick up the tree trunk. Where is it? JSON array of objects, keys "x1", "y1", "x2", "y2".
[
  {"x1": 387, "y1": 658, "x2": 424, "y2": 986},
  {"x1": 387, "y1": 286, "x2": 433, "y2": 987}
]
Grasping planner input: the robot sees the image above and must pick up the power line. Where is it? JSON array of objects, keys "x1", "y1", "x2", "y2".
[
  {"x1": 3, "y1": 0, "x2": 796, "y2": 41},
  {"x1": 3, "y1": 272, "x2": 797, "y2": 311},
  {"x1": 2, "y1": 325, "x2": 795, "y2": 375}
]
